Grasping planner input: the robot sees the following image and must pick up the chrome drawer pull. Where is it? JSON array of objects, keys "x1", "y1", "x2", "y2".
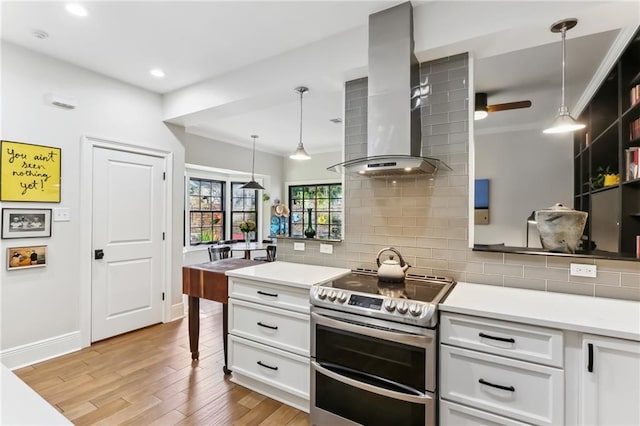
[
  {"x1": 257, "y1": 290, "x2": 278, "y2": 297},
  {"x1": 257, "y1": 361, "x2": 278, "y2": 371},
  {"x1": 257, "y1": 321, "x2": 278, "y2": 330},
  {"x1": 479, "y1": 378, "x2": 515, "y2": 392},
  {"x1": 479, "y1": 332, "x2": 515, "y2": 344}
]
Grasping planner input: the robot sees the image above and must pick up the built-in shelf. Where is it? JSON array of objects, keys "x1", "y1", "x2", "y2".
[
  {"x1": 574, "y1": 28, "x2": 640, "y2": 256},
  {"x1": 275, "y1": 236, "x2": 342, "y2": 243},
  {"x1": 473, "y1": 244, "x2": 639, "y2": 261}
]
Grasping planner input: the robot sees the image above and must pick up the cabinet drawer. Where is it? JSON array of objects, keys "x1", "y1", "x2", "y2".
[
  {"x1": 228, "y1": 335, "x2": 309, "y2": 399},
  {"x1": 229, "y1": 298, "x2": 310, "y2": 356},
  {"x1": 440, "y1": 400, "x2": 531, "y2": 426},
  {"x1": 228, "y1": 278, "x2": 309, "y2": 313},
  {"x1": 441, "y1": 313, "x2": 563, "y2": 367},
  {"x1": 441, "y1": 345, "x2": 564, "y2": 425}
]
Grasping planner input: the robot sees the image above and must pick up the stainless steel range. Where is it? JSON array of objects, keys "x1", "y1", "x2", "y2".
[
  {"x1": 310, "y1": 268, "x2": 455, "y2": 328},
  {"x1": 309, "y1": 268, "x2": 456, "y2": 426}
]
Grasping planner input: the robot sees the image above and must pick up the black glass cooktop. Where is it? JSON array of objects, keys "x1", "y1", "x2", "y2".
[{"x1": 321, "y1": 269, "x2": 453, "y2": 303}]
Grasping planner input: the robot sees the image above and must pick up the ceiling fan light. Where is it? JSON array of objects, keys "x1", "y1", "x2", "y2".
[
  {"x1": 543, "y1": 111, "x2": 586, "y2": 134},
  {"x1": 474, "y1": 110, "x2": 488, "y2": 120},
  {"x1": 474, "y1": 92, "x2": 489, "y2": 120}
]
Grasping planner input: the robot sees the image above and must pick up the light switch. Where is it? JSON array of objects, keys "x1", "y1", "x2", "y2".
[{"x1": 53, "y1": 208, "x2": 70, "y2": 222}]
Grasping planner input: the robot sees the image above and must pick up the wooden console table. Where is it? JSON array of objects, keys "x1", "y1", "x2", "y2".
[{"x1": 182, "y1": 258, "x2": 261, "y2": 374}]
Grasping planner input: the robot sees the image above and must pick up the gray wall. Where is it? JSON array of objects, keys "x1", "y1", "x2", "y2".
[
  {"x1": 277, "y1": 53, "x2": 640, "y2": 302},
  {"x1": 474, "y1": 128, "x2": 573, "y2": 247}
]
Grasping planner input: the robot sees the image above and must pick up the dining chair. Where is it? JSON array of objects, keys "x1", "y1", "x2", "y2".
[
  {"x1": 254, "y1": 245, "x2": 277, "y2": 262},
  {"x1": 208, "y1": 245, "x2": 230, "y2": 261}
]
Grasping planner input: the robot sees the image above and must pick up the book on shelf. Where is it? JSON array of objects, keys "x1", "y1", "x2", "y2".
[
  {"x1": 631, "y1": 117, "x2": 640, "y2": 141},
  {"x1": 626, "y1": 147, "x2": 640, "y2": 181},
  {"x1": 632, "y1": 84, "x2": 640, "y2": 107}
]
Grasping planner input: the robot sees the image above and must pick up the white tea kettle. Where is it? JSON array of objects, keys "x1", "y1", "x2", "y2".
[{"x1": 376, "y1": 247, "x2": 410, "y2": 283}]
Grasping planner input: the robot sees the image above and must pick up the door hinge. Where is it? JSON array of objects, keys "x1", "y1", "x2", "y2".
[
  {"x1": 162, "y1": 171, "x2": 166, "y2": 180},
  {"x1": 162, "y1": 232, "x2": 165, "y2": 240},
  {"x1": 162, "y1": 292, "x2": 165, "y2": 301}
]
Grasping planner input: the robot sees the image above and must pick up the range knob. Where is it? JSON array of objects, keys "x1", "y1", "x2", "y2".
[
  {"x1": 337, "y1": 291, "x2": 348, "y2": 303},
  {"x1": 409, "y1": 304, "x2": 422, "y2": 317},
  {"x1": 317, "y1": 288, "x2": 327, "y2": 300},
  {"x1": 383, "y1": 299, "x2": 397, "y2": 312},
  {"x1": 397, "y1": 301, "x2": 409, "y2": 314},
  {"x1": 327, "y1": 291, "x2": 337, "y2": 302}
]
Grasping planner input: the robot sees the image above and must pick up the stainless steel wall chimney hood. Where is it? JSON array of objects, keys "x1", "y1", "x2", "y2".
[{"x1": 328, "y1": 1, "x2": 450, "y2": 178}]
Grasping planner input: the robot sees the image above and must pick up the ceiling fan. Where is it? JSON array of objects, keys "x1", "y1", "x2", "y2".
[{"x1": 474, "y1": 92, "x2": 532, "y2": 120}]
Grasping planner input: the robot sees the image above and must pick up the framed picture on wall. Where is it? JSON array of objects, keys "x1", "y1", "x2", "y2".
[
  {"x1": 0, "y1": 140, "x2": 62, "y2": 202},
  {"x1": 1, "y1": 208, "x2": 52, "y2": 239},
  {"x1": 7, "y1": 245, "x2": 47, "y2": 270}
]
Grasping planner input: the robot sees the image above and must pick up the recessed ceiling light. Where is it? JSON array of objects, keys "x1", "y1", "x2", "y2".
[
  {"x1": 66, "y1": 3, "x2": 88, "y2": 17},
  {"x1": 150, "y1": 68, "x2": 165, "y2": 78}
]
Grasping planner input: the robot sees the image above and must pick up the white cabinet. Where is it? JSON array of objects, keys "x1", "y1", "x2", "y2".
[
  {"x1": 227, "y1": 276, "x2": 312, "y2": 412},
  {"x1": 440, "y1": 312, "x2": 564, "y2": 425},
  {"x1": 580, "y1": 334, "x2": 640, "y2": 426}
]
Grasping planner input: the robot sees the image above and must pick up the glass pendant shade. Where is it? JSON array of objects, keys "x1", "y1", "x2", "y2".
[
  {"x1": 241, "y1": 134, "x2": 265, "y2": 190},
  {"x1": 290, "y1": 86, "x2": 311, "y2": 160},
  {"x1": 544, "y1": 18, "x2": 585, "y2": 134},
  {"x1": 290, "y1": 142, "x2": 311, "y2": 160},
  {"x1": 543, "y1": 107, "x2": 586, "y2": 134}
]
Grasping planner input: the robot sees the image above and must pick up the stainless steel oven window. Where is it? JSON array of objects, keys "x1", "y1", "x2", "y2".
[
  {"x1": 311, "y1": 308, "x2": 436, "y2": 392},
  {"x1": 311, "y1": 361, "x2": 434, "y2": 426}
]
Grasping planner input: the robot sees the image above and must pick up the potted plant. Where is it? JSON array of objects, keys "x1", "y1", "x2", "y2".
[{"x1": 588, "y1": 166, "x2": 618, "y2": 190}]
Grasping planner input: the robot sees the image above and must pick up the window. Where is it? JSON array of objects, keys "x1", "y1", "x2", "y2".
[
  {"x1": 231, "y1": 182, "x2": 258, "y2": 241},
  {"x1": 188, "y1": 178, "x2": 224, "y2": 245},
  {"x1": 289, "y1": 183, "x2": 342, "y2": 239}
]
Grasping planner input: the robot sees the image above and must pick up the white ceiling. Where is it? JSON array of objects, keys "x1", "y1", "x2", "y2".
[{"x1": 2, "y1": 1, "x2": 638, "y2": 156}]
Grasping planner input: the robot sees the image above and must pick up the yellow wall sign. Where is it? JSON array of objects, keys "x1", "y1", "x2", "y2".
[{"x1": 1, "y1": 140, "x2": 61, "y2": 202}]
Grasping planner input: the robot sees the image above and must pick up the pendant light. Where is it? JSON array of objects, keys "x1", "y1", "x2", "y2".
[
  {"x1": 241, "y1": 135, "x2": 265, "y2": 190},
  {"x1": 543, "y1": 18, "x2": 586, "y2": 134},
  {"x1": 289, "y1": 86, "x2": 311, "y2": 160}
]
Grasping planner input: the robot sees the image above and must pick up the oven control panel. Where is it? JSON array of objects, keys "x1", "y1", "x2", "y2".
[
  {"x1": 347, "y1": 295, "x2": 382, "y2": 310},
  {"x1": 310, "y1": 285, "x2": 436, "y2": 326}
]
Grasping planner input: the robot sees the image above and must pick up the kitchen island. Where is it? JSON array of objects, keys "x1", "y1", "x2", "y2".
[
  {"x1": 182, "y1": 258, "x2": 262, "y2": 373},
  {"x1": 225, "y1": 261, "x2": 350, "y2": 412}
]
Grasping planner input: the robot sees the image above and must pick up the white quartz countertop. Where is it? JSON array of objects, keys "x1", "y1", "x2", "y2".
[
  {"x1": 441, "y1": 282, "x2": 640, "y2": 341},
  {"x1": 1, "y1": 363, "x2": 72, "y2": 425},
  {"x1": 225, "y1": 261, "x2": 351, "y2": 289}
]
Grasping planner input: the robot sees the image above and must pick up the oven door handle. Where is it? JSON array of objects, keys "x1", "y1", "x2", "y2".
[
  {"x1": 312, "y1": 361, "x2": 430, "y2": 405},
  {"x1": 311, "y1": 311, "x2": 431, "y2": 347}
]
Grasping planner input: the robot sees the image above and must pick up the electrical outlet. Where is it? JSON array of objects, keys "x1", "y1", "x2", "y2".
[
  {"x1": 570, "y1": 263, "x2": 597, "y2": 278},
  {"x1": 320, "y1": 244, "x2": 333, "y2": 254},
  {"x1": 294, "y1": 242, "x2": 305, "y2": 251}
]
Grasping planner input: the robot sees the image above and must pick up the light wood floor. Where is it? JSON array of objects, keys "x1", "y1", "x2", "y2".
[{"x1": 15, "y1": 301, "x2": 310, "y2": 425}]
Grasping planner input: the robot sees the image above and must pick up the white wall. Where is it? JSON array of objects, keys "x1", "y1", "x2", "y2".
[
  {"x1": 282, "y1": 151, "x2": 342, "y2": 183},
  {"x1": 0, "y1": 42, "x2": 185, "y2": 367},
  {"x1": 474, "y1": 128, "x2": 573, "y2": 247}
]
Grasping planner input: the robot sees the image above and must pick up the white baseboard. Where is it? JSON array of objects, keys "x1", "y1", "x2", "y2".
[
  {"x1": 170, "y1": 302, "x2": 185, "y2": 322},
  {"x1": 0, "y1": 331, "x2": 82, "y2": 370}
]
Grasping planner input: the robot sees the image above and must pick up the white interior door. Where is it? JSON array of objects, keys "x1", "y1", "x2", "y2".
[{"x1": 91, "y1": 146, "x2": 165, "y2": 342}]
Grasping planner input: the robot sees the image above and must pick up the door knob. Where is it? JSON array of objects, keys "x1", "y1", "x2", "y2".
[{"x1": 94, "y1": 249, "x2": 104, "y2": 260}]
